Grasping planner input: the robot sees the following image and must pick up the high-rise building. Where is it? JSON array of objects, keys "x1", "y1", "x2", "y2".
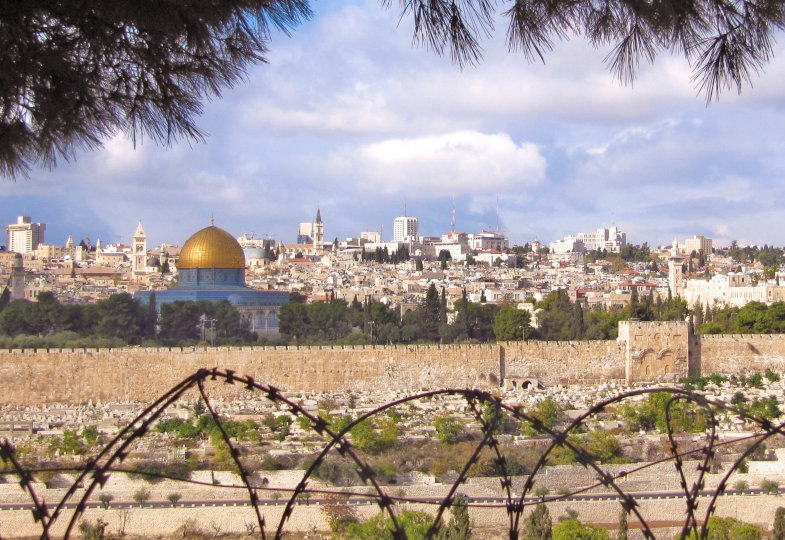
[
  {"x1": 684, "y1": 235, "x2": 713, "y2": 255},
  {"x1": 393, "y1": 216, "x2": 418, "y2": 242},
  {"x1": 6, "y1": 216, "x2": 45, "y2": 254}
]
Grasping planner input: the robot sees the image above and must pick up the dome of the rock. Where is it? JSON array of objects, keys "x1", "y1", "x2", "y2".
[
  {"x1": 178, "y1": 226, "x2": 245, "y2": 269},
  {"x1": 135, "y1": 222, "x2": 289, "y2": 337}
]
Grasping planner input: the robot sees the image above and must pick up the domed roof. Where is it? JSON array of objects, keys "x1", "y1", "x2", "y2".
[
  {"x1": 243, "y1": 247, "x2": 266, "y2": 259},
  {"x1": 179, "y1": 226, "x2": 245, "y2": 269}
]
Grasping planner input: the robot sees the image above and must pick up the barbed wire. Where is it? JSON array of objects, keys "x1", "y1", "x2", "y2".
[{"x1": 0, "y1": 367, "x2": 782, "y2": 539}]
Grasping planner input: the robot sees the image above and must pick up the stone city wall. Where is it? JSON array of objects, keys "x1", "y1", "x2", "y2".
[
  {"x1": 4, "y1": 326, "x2": 785, "y2": 406},
  {"x1": 698, "y1": 333, "x2": 785, "y2": 375},
  {"x1": 0, "y1": 344, "x2": 502, "y2": 405},
  {"x1": 502, "y1": 339, "x2": 626, "y2": 386}
]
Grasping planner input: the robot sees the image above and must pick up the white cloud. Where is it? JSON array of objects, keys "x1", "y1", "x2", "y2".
[{"x1": 351, "y1": 131, "x2": 546, "y2": 195}]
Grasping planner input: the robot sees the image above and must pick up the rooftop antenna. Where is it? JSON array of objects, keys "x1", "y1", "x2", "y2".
[
  {"x1": 404, "y1": 196, "x2": 407, "y2": 217},
  {"x1": 451, "y1": 197, "x2": 456, "y2": 233},
  {"x1": 495, "y1": 195, "x2": 500, "y2": 233}
]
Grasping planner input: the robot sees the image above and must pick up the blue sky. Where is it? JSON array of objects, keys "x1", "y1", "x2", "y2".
[{"x1": 4, "y1": 0, "x2": 785, "y2": 250}]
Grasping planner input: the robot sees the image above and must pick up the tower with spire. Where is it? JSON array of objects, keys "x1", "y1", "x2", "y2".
[
  {"x1": 132, "y1": 221, "x2": 147, "y2": 276},
  {"x1": 313, "y1": 208, "x2": 324, "y2": 249}
]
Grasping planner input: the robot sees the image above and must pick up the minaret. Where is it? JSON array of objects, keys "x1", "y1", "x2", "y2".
[
  {"x1": 132, "y1": 221, "x2": 147, "y2": 276},
  {"x1": 313, "y1": 209, "x2": 324, "y2": 250},
  {"x1": 668, "y1": 238, "x2": 683, "y2": 298},
  {"x1": 10, "y1": 253, "x2": 24, "y2": 300}
]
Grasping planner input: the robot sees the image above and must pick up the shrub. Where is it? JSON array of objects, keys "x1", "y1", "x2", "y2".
[
  {"x1": 133, "y1": 488, "x2": 151, "y2": 505},
  {"x1": 346, "y1": 510, "x2": 434, "y2": 539},
  {"x1": 98, "y1": 492, "x2": 114, "y2": 509},
  {"x1": 553, "y1": 518, "x2": 610, "y2": 539},
  {"x1": 78, "y1": 519, "x2": 107, "y2": 540},
  {"x1": 128, "y1": 460, "x2": 190, "y2": 483},
  {"x1": 748, "y1": 442, "x2": 768, "y2": 461},
  {"x1": 81, "y1": 426, "x2": 101, "y2": 446},
  {"x1": 321, "y1": 493, "x2": 358, "y2": 532},
  {"x1": 761, "y1": 479, "x2": 780, "y2": 494},
  {"x1": 678, "y1": 516, "x2": 761, "y2": 540},
  {"x1": 297, "y1": 416, "x2": 311, "y2": 430},
  {"x1": 434, "y1": 415, "x2": 462, "y2": 445}
]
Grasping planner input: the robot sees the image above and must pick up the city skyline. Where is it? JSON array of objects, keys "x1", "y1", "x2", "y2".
[{"x1": 3, "y1": 0, "x2": 785, "y2": 248}]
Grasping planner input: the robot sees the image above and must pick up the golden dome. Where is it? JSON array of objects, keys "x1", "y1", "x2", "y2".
[{"x1": 178, "y1": 226, "x2": 245, "y2": 269}]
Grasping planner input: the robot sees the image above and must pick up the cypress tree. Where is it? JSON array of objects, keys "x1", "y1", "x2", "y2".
[
  {"x1": 617, "y1": 509, "x2": 628, "y2": 540},
  {"x1": 524, "y1": 503, "x2": 552, "y2": 540},
  {"x1": 775, "y1": 507, "x2": 785, "y2": 540}
]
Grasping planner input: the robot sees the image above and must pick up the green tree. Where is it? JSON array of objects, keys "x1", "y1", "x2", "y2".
[
  {"x1": 583, "y1": 430, "x2": 621, "y2": 463},
  {"x1": 306, "y1": 299, "x2": 351, "y2": 340},
  {"x1": 347, "y1": 510, "x2": 433, "y2": 539},
  {"x1": 91, "y1": 293, "x2": 147, "y2": 344},
  {"x1": 350, "y1": 419, "x2": 381, "y2": 453},
  {"x1": 212, "y1": 299, "x2": 252, "y2": 340},
  {"x1": 158, "y1": 301, "x2": 202, "y2": 341},
  {"x1": 2, "y1": 0, "x2": 312, "y2": 178},
  {"x1": 535, "y1": 290, "x2": 583, "y2": 341},
  {"x1": 420, "y1": 283, "x2": 442, "y2": 341},
  {"x1": 524, "y1": 503, "x2": 552, "y2": 540},
  {"x1": 143, "y1": 293, "x2": 158, "y2": 338},
  {"x1": 0, "y1": 300, "x2": 33, "y2": 336},
  {"x1": 0, "y1": 287, "x2": 10, "y2": 312},
  {"x1": 774, "y1": 507, "x2": 785, "y2": 540},
  {"x1": 437, "y1": 494, "x2": 470, "y2": 539},
  {"x1": 434, "y1": 415, "x2": 462, "y2": 445},
  {"x1": 133, "y1": 487, "x2": 151, "y2": 505},
  {"x1": 584, "y1": 309, "x2": 622, "y2": 339},
  {"x1": 279, "y1": 301, "x2": 309, "y2": 339},
  {"x1": 679, "y1": 516, "x2": 760, "y2": 540},
  {"x1": 98, "y1": 492, "x2": 114, "y2": 509},
  {"x1": 617, "y1": 509, "x2": 628, "y2": 540},
  {"x1": 493, "y1": 306, "x2": 531, "y2": 341}
]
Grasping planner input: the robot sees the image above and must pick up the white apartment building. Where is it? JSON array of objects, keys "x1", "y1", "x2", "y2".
[
  {"x1": 468, "y1": 231, "x2": 508, "y2": 251},
  {"x1": 6, "y1": 216, "x2": 45, "y2": 254},
  {"x1": 433, "y1": 242, "x2": 470, "y2": 261},
  {"x1": 684, "y1": 235, "x2": 713, "y2": 255},
  {"x1": 393, "y1": 216, "x2": 418, "y2": 242},
  {"x1": 361, "y1": 231, "x2": 381, "y2": 243},
  {"x1": 549, "y1": 236, "x2": 586, "y2": 255},
  {"x1": 577, "y1": 226, "x2": 626, "y2": 252}
]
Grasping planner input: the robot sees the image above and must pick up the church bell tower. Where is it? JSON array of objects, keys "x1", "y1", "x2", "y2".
[
  {"x1": 132, "y1": 221, "x2": 147, "y2": 277},
  {"x1": 313, "y1": 208, "x2": 324, "y2": 250}
]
